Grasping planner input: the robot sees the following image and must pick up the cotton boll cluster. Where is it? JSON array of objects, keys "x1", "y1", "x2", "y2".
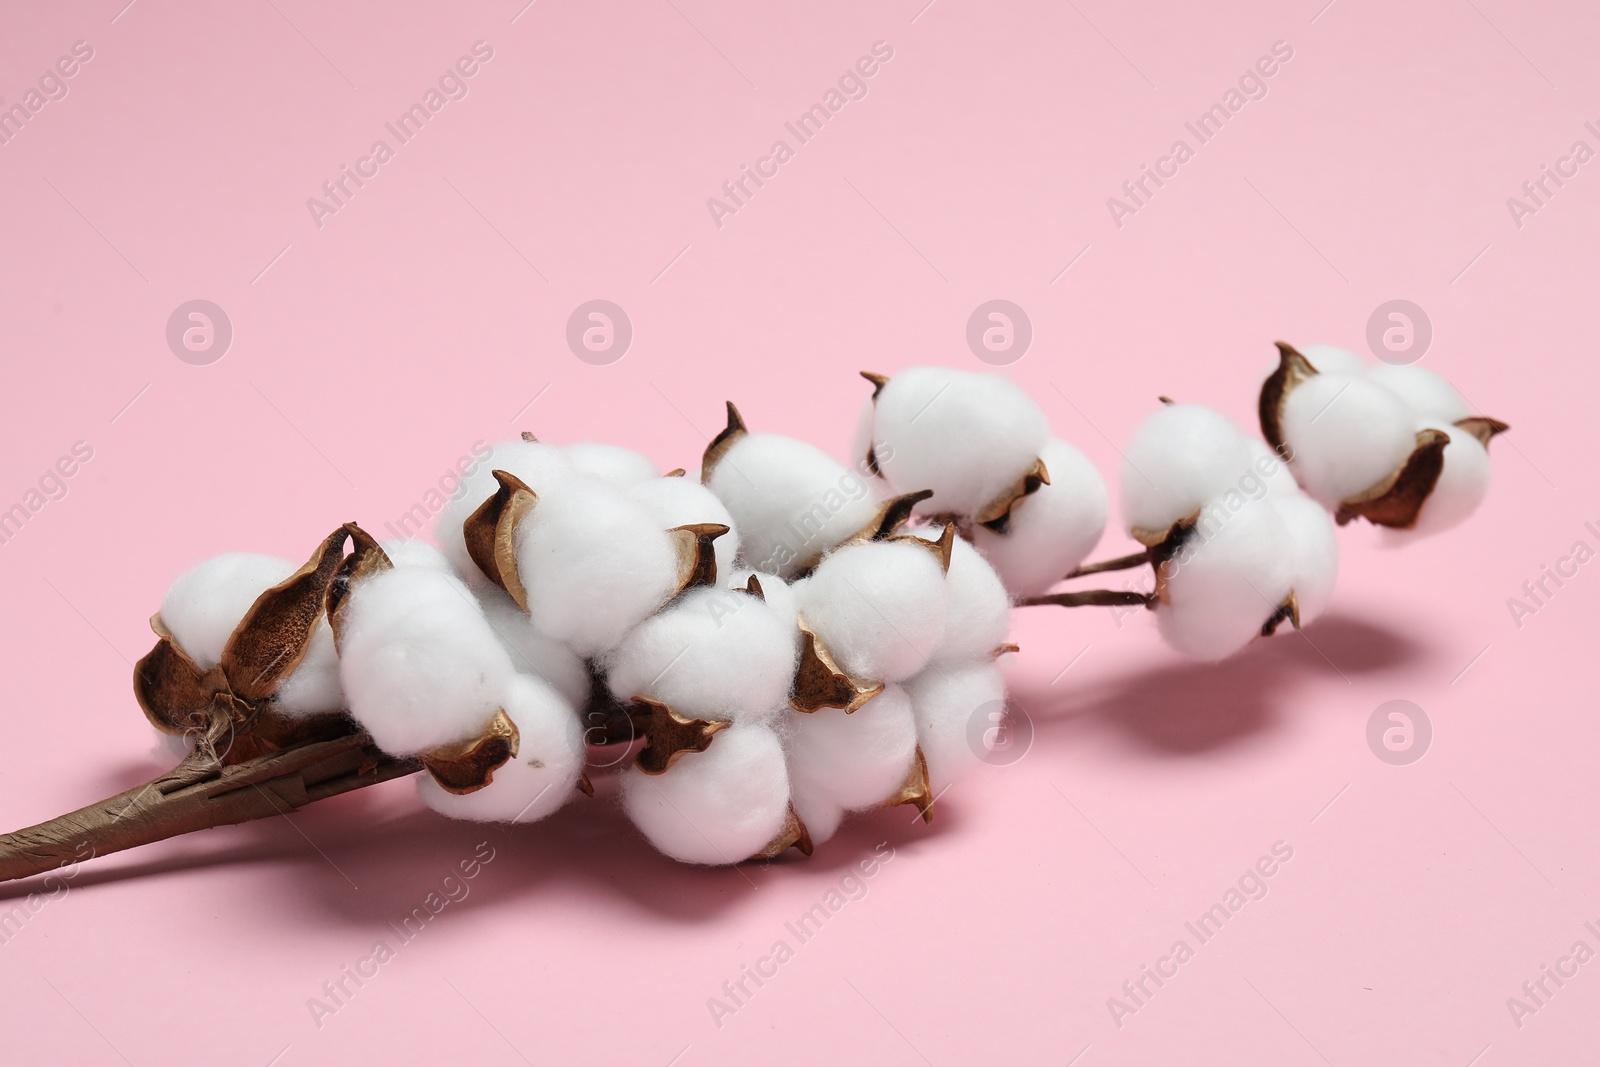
[
  {"x1": 1119, "y1": 403, "x2": 1339, "y2": 660},
  {"x1": 1263, "y1": 344, "x2": 1507, "y2": 535}
]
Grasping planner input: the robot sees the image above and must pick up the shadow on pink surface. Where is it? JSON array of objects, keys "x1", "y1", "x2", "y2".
[{"x1": 1013, "y1": 611, "x2": 1435, "y2": 755}]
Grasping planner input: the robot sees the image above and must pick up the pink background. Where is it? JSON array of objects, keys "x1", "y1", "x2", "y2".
[{"x1": 1, "y1": 1, "x2": 1596, "y2": 1064}]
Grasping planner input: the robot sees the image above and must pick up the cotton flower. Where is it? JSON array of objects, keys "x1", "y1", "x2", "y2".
[{"x1": 970, "y1": 437, "x2": 1107, "y2": 598}]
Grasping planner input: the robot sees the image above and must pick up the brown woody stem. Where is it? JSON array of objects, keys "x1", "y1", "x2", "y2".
[
  {"x1": 1016, "y1": 589, "x2": 1156, "y2": 609},
  {"x1": 0, "y1": 731, "x2": 418, "y2": 885},
  {"x1": 1063, "y1": 550, "x2": 1153, "y2": 579}
]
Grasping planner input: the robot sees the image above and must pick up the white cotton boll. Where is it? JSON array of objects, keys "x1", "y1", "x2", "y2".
[
  {"x1": 796, "y1": 541, "x2": 948, "y2": 683},
  {"x1": 621, "y1": 723, "x2": 791, "y2": 865},
  {"x1": 786, "y1": 684, "x2": 916, "y2": 811},
  {"x1": 906, "y1": 661, "x2": 1006, "y2": 794},
  {"x1": 605, "y1": 585, "x2": 796, "y2": 725},
  {"x1": 914, "y1": 531, "x2": 1010, "y2": 662},
  {"x1": 380, "y1": 538, "x2": 455, "y2": 573},
  {"x1": 972, "y1": 438, "x2": 1108, "y2": 598},
  {"x1": 160, "y1": 552, "x2": 341, "y2": 718},
  {"x1": 1120, "y1": 404, "x2": 1252, "y2": 536},
  {"x1": 435, "y1": 439, "x2": 573, "y2": 579},
  {"x1": 475, "y1": 586, "x2": 592, "y2": 709},
  {"x1": 1269, "y1": 493, "x2": 1339, "y2": 625},
  {"x1": 1281, "y1": 374, "x2": 1417, "y2": 508},
  {"x1": 1365, "y1": 363, "x2": 1471, "y2": 423},
  {"x1": 160, "y1": 553, "x2": 297, "y2": 669},
  {"x1": 564, "y1": 442, "x2": 660, "y2": 488},
  {"x1": 514, "y1": 474, "x2": 681, "y2": 658},
  {"x1": 870, "y1": 366, "x2": 1051, "y2": 516},
  {"x1": 1296, "y1": 344, "x2": 1367, "y2": 376},
  {"x1": 338, "y1": 566, "x2": 515, "y2": 755},
  {"x1": 1383, "y1": 420, "x2": 1492, "y2": 541},
  {"x1": 706, "y1": 433, "x2": 879, "y2": 579},
  {"x1": 1241, "y1": 438, "x2": 1300, "y2": 499},
  {"x1": 417, "y1": 673, "x2": 584, "y2": 823},
  {"x1": 629, "y1": 476, "x2": 741, "y2": 582},
  {"x1": 1155, "y1": 497, "x2": 1294, "y2": 661}
]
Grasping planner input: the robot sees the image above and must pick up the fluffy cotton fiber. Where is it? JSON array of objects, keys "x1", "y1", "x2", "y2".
[
  {"x1": 513, "y1": 473, "x2": 681, "y2": 658},
  {"x1": 436, "y1": 438, "x2": 573, "y2": 580},
  {"x1": 906, "y1": 661, "x2": 1006, "y2": 794},
  {"x1": 869, "y1": 367, "x2": 1052, "y2": 517},
  {"x1": 417, "y1": 673, "x2": 584, "y2": 823},
  {"x1": 159, "y1": 552, "x2": 343, "y2": 717},
  {"x1": 796, "y1": 540, "x2": 948, "y2": 683},
  {"x1": 629, "y1": 476, "x2": 741, "y2": 582},
  {"x1": 1281, "y1": 374, "x2": 1417, "y2": 507},
  {"x1": 1120, "y1": 404, "x2": 1253, "y2": 536},
  {"x1": 564, "y1": 442, "x2": 659, "y2": 488},
  {"x1": 475, "y1": 586, "x2": 592, "y2": 709},
  {"x1": 706, "y1": 433, "x2": 878, "y2": 579},
  {"x1": 1364, "y1": 364, "x2": 1471, "y2": 423},
  {"x1": 729, "y1": 568, "x2": 800, "y2": 637},
  {"x1": 338, "y1": 565, "x2": 515, "y2": 755},
  {"x1": 915, "y1": 530, "x2": 1010, "y2": 662},
  {"x1": 972, "y1": 437, "x2": 1108, "y2": 598},
  {"x1": 605, "y1": 585, "x2": 797, "y2": 724},
  {"x1": 379, "y1": 538, "x2": 456, "y2": 573},
  {"x1": 622, "y1": 722, "x2": 792, "y2": 865},
  {"x1": 1269, "y1": 493, "x2": 1339, "y2": 625},
  {"x1": 786, "y1": 684, "x2": 916, "y2": 813},
  {"x1": 1155, "y1": 496, "x2": 1294, "y2": 661}
]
